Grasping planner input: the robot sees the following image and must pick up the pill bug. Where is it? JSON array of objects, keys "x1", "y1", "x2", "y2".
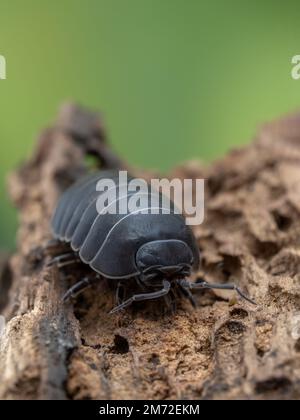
[{"x1": 49, "y1": 170, "x2": 255, "y2": 313}]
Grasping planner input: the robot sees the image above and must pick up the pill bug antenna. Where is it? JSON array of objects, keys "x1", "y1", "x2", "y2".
[{"x1": 179, "y1": 279, "x2": 257, "y2": 306}]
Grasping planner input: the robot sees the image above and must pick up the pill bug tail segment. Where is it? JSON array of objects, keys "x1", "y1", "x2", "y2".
[
  {"x1": 179, "y1": 279, "x2": 257, "y2": 306},
  {"x1": 110, "y1": 280, "x2": 171, "y2": 314}
]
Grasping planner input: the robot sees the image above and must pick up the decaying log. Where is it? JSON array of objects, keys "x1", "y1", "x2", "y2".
[{"x1": 1, "y1": 104, "x2": 300, "y2": 400}]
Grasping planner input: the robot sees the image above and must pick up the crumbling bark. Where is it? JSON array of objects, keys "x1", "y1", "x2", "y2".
[{"x1": 1, "y1": 105, "x2": 300, "y2": 400}]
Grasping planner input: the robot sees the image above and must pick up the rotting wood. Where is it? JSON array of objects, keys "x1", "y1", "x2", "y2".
[{"x1": 1, "y1": 105, "x2": 300, "y2": 400}]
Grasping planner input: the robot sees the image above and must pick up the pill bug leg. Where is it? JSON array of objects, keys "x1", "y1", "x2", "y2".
[
  {"x1": 163, "y1": 294, "x2": 173, "y2": 313},
  {"x1": 43, "y1": 238, "x2": 72, "y2": 259},
  {"x1": 47, "y1": 252, "x2": 80, "y2": 268},
  {"x1": 63, "y1": 276, "x2": 101, "y2": 302},
  {"x1": 179, "y1": 279, "x2": 256, "y2": 305},
  {"x1": 162, "y1": 291, "x2": 177, "y2": 315},
  {"x1": 57, "y1": 258, "x2": 82, "y2": 269},
  {"x1": 176, "y1": 280, "x2": 197, "y2": 308},
  {"x1": 43, "y1": 239, "x2": 82, "y2": 270},
  {"x1": 169, "y1": 289, "x2": 177, "y2": 313},
  {"x1": 115, "y1": 281, "x2": 126, "y2": 305},
  {"x1": 110, "y1": 280, "x2": 171, "y2": 314}
]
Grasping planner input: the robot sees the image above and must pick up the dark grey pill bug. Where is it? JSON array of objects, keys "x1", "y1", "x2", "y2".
[{"x1": 50, "y1": 170, "x2": 256, "y2": 313}]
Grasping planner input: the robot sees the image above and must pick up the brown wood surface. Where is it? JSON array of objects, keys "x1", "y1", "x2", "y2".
[{"x1": 1, "y1": 105, "x2": 300, "y2": 400}]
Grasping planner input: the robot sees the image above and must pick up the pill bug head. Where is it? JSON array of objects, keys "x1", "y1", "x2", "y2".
[{"x1": 136, "y1": 239, "x2": 194, "y2": 284}]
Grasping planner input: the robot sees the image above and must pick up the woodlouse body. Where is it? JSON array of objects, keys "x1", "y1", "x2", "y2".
[{"x1": 50, "y1": 170, "x2": 255, "y2": 312}]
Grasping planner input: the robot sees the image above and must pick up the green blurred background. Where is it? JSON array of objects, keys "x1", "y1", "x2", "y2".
[{"x1": 0, "y1": 0, "x2": 300, "y2": 249}]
